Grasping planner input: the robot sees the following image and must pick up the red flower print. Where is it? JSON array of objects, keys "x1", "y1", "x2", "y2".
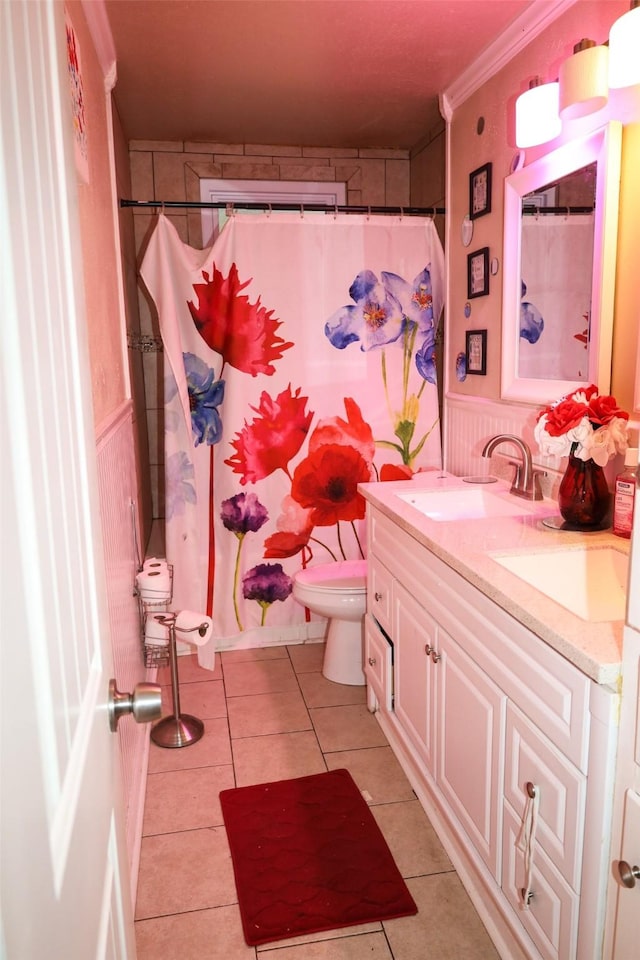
[
  {"x1": 225, "y1": 385, "x2": 313, "y2": 484},
  {"x1": 291, "y1": 444, "x2": 371, "y2": 526},
  {"x1": 189, "y1": 263, "x2": 293, "y2": 376},
  {"x1": 587, "y1": 394, "x2": 629, "y2": 426},
  {"x1": 263, "y1": 496, "x2": 313, "y2": 558},
  {"x1": 308, "y1": 397, "x2": 375, "y2": 463},
  {"x1": 380, "y1": 463, "x2": 414, "y2": 481}
]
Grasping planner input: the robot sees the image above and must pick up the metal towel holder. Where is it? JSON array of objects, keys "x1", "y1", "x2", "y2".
[{"x1": 150, "y1": 613, "x2": 206, "y2": 748}]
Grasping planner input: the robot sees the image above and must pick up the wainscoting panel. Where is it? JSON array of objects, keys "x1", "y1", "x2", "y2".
[
  {"x1": 444, "y1": 395, "x2": 538, "y2": 478},
  {"x1": 96, "y1": 400, "x2": 148, "y2": 902}
]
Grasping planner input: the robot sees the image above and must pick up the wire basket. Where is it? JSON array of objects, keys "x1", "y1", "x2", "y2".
[{"x1": 136, "y1": 563, "x2": 173, "y2": 669}]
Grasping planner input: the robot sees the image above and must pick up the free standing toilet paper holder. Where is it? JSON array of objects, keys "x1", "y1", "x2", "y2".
[{"x1": 149, "y1": 613, "x2": 206, "y2": 748}]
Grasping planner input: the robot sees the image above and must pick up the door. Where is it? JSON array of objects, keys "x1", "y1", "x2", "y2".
[{"x1": 1, "y1": 2, "x2": 136, "y2": 958}]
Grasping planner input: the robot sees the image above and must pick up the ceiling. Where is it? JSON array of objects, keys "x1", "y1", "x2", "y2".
[{"x1": 105, "y1": 0, "x2": 535, "y2": 150}]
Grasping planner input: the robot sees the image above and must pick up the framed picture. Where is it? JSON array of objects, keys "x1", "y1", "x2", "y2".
[
  {"x1": 469, "y1": 162, "x2": 492, "y2": 220},
  {"x1": 465, "y1": 329, "x2": 487, "y2": 376},
  {"x1": 467, "y1": 247, "x2": 489, "y2": 299}
]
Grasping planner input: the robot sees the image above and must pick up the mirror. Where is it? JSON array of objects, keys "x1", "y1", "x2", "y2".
[{"x1": 501, "y1": 123, "x2": 622, "y2": 404}]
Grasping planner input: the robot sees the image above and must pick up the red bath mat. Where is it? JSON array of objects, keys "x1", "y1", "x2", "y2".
[{"x1": 220, "y1": 768, "x2": 417, "y2": 946}]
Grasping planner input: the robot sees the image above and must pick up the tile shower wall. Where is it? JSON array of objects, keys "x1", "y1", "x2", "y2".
[{"x1": 128, "y1": 139, "x2": 412, "y2": 519}]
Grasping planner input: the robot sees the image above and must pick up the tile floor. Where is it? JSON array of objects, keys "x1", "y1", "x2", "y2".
[{"x1": 134, "y1": 643, "x2": 500, "y2": 959}]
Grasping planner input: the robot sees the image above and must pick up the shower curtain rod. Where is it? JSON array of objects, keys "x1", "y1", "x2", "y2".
[{"x1": 119, "y1": 199, "x2": 445, "y2": 216}]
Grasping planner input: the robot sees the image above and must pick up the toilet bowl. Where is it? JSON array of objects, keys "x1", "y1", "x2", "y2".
[{"x1": 293, "y1": 559, "x2": 367, "y2": 685}]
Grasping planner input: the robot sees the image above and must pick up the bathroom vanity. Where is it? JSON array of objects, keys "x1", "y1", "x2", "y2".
[{"x1": 359, "y1": 473, "x2": 628, "y2": 960}]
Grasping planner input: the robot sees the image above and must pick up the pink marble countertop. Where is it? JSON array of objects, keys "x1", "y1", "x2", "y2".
[{"x1": 359, "y1": 472, "x2": 629, "y2": 685}]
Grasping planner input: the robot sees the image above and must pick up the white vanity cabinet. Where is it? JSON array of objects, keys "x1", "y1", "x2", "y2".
[{"x1": 364, "y1": 504, "x2": 617, "y2": 960}]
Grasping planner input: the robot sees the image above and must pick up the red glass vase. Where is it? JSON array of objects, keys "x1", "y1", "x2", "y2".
[{"x1": 558, "y1": 454, "x2": 610, "y2": 528}]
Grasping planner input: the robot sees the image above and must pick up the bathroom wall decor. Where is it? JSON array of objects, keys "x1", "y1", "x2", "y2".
[
  {"x1": 466, "y1": 329, "x2": 487, "y2": 376},
  {"x1": 469, "y1": 162, "x2": 492, "y2": 219},
  {"x1": 467, "y1": 247, "x2": 490, "y2": 299}
]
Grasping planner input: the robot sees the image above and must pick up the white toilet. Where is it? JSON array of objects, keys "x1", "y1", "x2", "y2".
[{"x1": 293, "y1": 559, "x2": 367, "y2": 685}]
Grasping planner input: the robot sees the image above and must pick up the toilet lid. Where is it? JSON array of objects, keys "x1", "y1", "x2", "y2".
[{"x1": 295, "y1": 559, "x2": 367, "y2": 591}]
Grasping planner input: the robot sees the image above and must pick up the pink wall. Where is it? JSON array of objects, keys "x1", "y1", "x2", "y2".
[{"x1": 67, "y1": 1, "x2": 126, "y2": 430}]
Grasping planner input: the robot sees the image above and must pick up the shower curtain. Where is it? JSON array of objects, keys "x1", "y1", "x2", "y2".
[
  {"x1": 141, "y1": 212, "x2": 444, "y2": 657},
  {"x1": 518, "y1": 214, "x2": 594, "y2": 380}
]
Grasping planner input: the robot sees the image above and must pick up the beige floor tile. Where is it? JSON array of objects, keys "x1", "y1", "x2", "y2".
[
  {"x1": 143, "y1": 764, "x2": 235, "y2": 835},
  {"x1": 157, "y1": 653, "x2": 222, "y2": 685},
  {"x1": 257, "y1": 931, "x2": 392, "y2": 959},
  {"x1": 325, "y1": 746, "x2": 415, "y2": 805},
  {"x1": 160, "y1": 678, "x2": 227, "y2": 719},
  {"x1": 135, "y1": 905, "x2": 256, "y2": 960},
  {"x1": 286, "y1": 641, "x2": 326, "y2": 673},
  {"x1": 297, "y1": 671, "x2": 367, "y2": 708},
  {"x1": 383, "y1": 874, "x2": 500, "y2": 959},
  {"x1": 221, "y1": 646, "x2": 289, "y2": 663},
  {"x1": 231, "y1": 730, "x2": 326, "y2": 787},
  {"x1": 309, "y1": 704, "x2": 388, "y2": 752},
  {"x1": 255, "y1": 921, "x2": 382, "y2": 951},
  {"x1": 371, "y1": 799, "x2": 453, "y2": 878},
  {"x1": 135, "y1": 827, "x2": 235, "y2": 919},
  {"x1": 148, "y1": 717, "x2": 232, "y2": 773},
  {"x1": 227, "y1": 690, "x2": 312, "y2": 738},
  {"x1": 223, "y1": 658, "x2": 299, "y2": 697}
]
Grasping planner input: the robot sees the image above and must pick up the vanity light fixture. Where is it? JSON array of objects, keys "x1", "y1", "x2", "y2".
[
  {"x1": 609, "y1": 0, "x2": 640, "y2": 89},
  {"x1": 515, "y1": 77, "x2": 561, "y2": 148},
  {"x1": 559, "y1": 39, "x2": 609, "y2": 120}
]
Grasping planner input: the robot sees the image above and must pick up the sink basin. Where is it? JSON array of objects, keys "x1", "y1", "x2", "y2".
[
  {"x1": 396, "y1": 485, "x2": 538, "y2": 522},
  {"x1": 492, "y1": 545, "x2": 629, "y2": 622}
]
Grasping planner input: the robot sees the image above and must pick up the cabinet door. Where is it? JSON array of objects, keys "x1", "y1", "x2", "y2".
[
  {"x1": 369, "y1": 553, "x2": 394, "y2": 636},
  {"x1": 437, "y1": 628, "x2": 506, "y2": 879},
  {"x1": 393, "y1": 580, "x2": 437, "y2": 777},
  {"x1": 364, "y1": 613, "x2": 393, "y2": 713}
]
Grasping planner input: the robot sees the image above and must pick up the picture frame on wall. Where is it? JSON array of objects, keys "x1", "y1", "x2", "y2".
[
  {"x1": 465, "y1": 329, "x2": 487, "y2": 376},
  {"x1": 469, "y1": 162, "x2": 492, "y2": 220},
  {"x1": 467, "y1": 247, "x2": 490, "y2": 299}
]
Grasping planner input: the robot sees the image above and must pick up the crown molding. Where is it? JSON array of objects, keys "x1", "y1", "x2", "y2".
[
  {"x1": 81, "y1": 0, "x2": 117, "y2": 89},
  {"x1": 441, "y1": 0, "x2": 578, "y2": 119}
]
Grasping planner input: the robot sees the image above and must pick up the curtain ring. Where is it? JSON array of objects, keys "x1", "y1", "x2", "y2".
[
  {"x1": 367, "y1": 206, "x2": 371, "y2": 221},
  {"x1": 267, "y1": 203, "x2": 272, "y2": 218},
  {"x1": 300, "y1": 203, "x2": 304, "y2": 219},
  {"x1": 334, "y1": 203, "x2": 338, "y2": 220},
  {"x1": 399, "y1": 207, "x2": 404, "y2": 221},
  {"x1": 226, "y1": 202, "x2": 235, "y2": 218}
]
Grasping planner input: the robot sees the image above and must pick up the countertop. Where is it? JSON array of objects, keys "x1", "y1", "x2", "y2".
[{"x1": 359, "y1": 472, "x2": 630, "y2": 686}]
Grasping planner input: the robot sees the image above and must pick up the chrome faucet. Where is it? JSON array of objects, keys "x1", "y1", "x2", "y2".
[{"x1": 481, "y1": 434, "x2": 544, "y2": 501}]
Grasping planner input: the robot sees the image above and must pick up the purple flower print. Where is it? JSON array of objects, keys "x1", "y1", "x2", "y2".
[
  {"x1": 242, "y1": 563, "x2": 293, "y2": 626},
  {"x1": 221, "y1": 492, "x2": 269, "y2": 631},
  {"x1": 414, "y1": 326, "x2": 437, "y2": 384},
  {"x1": 220, "y1": 492, "x2": 269, "y2": 537}
]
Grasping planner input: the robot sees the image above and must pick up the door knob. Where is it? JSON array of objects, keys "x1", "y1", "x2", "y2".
[
  {"x1": 617, "y1": 860, "x2": 640, "y2": 889},
  {"x1": 108, "y1": 678, "x2": 162, "y2": 732}
]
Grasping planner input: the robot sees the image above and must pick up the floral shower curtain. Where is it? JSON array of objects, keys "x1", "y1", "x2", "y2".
[{"x1": 140, "y1": 212, "x2": 444, "y2": 656}]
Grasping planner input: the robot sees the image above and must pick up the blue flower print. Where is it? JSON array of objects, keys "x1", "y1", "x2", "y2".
[
  {"x1": 415, "y1": 330, "x2": 437, "y2": 384},
  {"x1": 324, "y1": 270, "x2": 404, "y2": 351},
  {"x1": 455, "y1": 352, "x2": 467, "y2": 381},
  {"x1": 382, "y1": 268, "x2": 435, "y2": 339},
  {"x1": 519, "y1": 279, "x2": 544, "y2": 344},
  {"x1": 183, "y1": 352, "x2": 225, "y2": 446},
  {"x1": 165, "y1": 451, "x2": 197, "y2": 520}
]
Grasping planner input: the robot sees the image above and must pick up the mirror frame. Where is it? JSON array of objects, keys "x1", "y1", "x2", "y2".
[{"x1": 501, "y1": 122, "x2": 622, "y2": 404}]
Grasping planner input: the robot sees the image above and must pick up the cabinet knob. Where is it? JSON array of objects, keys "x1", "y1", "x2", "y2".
[
  {"x1": 368, "y1": 656, "x2": 377, "y2": 666},
  {"x1": 617, "y1": 861, "x2": 640, "y2": 889},
  {"x1": 374, "y1": 591, "x2": 383, "y2": 602},
  {"x1": 430, "y1": 649, "x2": 441, "y2": 664},
  {"x1": 425, "y1": 644, "x2": 432, "y2": 656},
  {"x1": 520, "y1": 888, "x2": 534, "y2": 905}
]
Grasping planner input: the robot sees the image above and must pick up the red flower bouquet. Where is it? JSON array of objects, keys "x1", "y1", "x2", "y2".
[{"x1": 534, "y1": 384, "x2": 629, "y2": 466}]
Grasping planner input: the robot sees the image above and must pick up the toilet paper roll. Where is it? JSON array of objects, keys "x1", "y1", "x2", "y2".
[
  {"x1": 136, "y1": 568, "x2": 171, "y2": 600},
  {"x1": 174, "y1": 610, "x2": 214, "y2": 647},
  {"x1": 144, "y1": 614, "x2": 170, "y2": 646},
  {"x1": 143, "y1": 556, "x2": 168, "y2": 573}
]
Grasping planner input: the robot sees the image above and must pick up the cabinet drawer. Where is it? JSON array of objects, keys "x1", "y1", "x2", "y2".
[
  {"x1": 502, "y1": 800, "x2": 579, "y2": 960},
  {"x1": 505, "y1": 703, "x2": 586, "y2": 890},
  {"x1": 368, "y1": 553, "x2": 394, "y2": 636},
  {"x1": 364, "y1": 614, "x2": 393, "y2": 712}
]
